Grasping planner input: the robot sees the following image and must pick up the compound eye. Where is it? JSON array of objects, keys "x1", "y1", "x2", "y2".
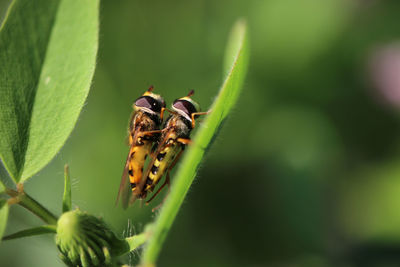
[
  {"x1": 135, "y1": 96, "x2": 162, "y2": 113},
  {"x1": 173, "y1": 99, "x2": 197, "y2": 117}
]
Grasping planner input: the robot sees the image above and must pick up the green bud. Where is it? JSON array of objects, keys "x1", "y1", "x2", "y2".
[{"x1": 56, "y1": 209, "x2": 128, "y2": 266}]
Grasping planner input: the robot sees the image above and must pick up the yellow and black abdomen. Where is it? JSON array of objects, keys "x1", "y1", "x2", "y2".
[
  {"x1": 128, "y1": 139, "x2": 152, "y2": 192},
  {"x1": 144, "y1": 142, "x2": 181, "y2": 192}
]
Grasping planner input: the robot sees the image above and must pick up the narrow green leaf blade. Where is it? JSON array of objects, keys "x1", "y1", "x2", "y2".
[
  {"x1": 62, "y1": 165, "x2": 71, "y2": 213},
  {"x1": 2, "y1": 224, "x2": 56, "y2": 241},
  {"x1": 0, "y1": 0, "x2": 99, "y2": 183},
  {"x1": 121, "y1": 232, "x2": 148, "y2": 255},
  {"x1": 141, "y1": 20, "x2": 250, "y2": 265},
  {"x1": 0, "y1": 199, "x2": 9, "y2": 243}
]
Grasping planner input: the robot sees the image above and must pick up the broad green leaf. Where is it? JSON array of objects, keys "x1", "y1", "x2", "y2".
[
  {"x1": 62, "y1": 164, "x2": 71, "y2": 213},
  {"x1": 0, "y1": 199, "x2": 8, "y2": 243},
  {"x1": 0, "y1": 0, "x2": 99, "y2": 183},
  {"x1": 141, "y1": 19, "x2": 249, "y2": 265},
  {"x1": 2, "y1": 224, "x2": 56, "y2": 241}
]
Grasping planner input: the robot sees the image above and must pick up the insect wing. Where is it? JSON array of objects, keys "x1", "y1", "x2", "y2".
[
  {"x1": 116, "y1": 115, "x2": 145, "y2": 208},
  {"x1": 116, "y1": 147, "x2": 134, "y2": 209}
]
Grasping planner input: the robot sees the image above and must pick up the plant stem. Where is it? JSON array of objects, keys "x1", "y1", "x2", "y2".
[
  {"x1": 2, "y1": 225, "x2": 57, "y2": 241},
  {"x1": 6, "y1": 187, "x2": 58, "y2": 225},
  {"x1": 140, "y1": 20, "x2": 249, "y2": 265}
]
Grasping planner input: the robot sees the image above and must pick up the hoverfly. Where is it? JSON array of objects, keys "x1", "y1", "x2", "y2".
[
  {"x1": 137, "y1": 90, "x2": 209, "y2": 208},
  {"x1": 116, "y1": 86, "x2": 166, "y2": 208}
]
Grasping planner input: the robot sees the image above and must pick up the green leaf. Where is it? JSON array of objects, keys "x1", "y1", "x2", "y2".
[
  {"x1": 141, "y1": 19, "x2": 250, "y2": 265},
  {"x1": 0, "y1": 0, "x2": 99, "y2": 183},
  {"x1": 0, "y1": 160, "x2": 14, "y2": 191},
  {"x1": 0, "y1": 171, "x2": 5, "y2": 193},
  {"x1": 0, "y1": 199, "x2": 9, "y2": 243},
  {"x1": 62, "y1": 164, "x2": 71, "y2": 213},
  {"x1": 124, "y1": 232, "x2": 148, "y2": 253},
  {"x1": 2, "y1": 224, "x2": 56, "y2": 241}
]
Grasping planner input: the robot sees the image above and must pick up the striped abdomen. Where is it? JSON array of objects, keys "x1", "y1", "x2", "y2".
[
  {"x1": 144, "y1": 142, "x2": 181, "y2": 192},
  {"x1": 128, "y1": 138, "x2": 151, "y2": 192}
]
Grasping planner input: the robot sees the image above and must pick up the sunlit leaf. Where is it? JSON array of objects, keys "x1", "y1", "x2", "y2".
[{"x1": 0, "y1": 0, "x2": 99, "y2": 183}]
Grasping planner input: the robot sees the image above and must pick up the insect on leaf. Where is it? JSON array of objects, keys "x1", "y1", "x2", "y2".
[{"x1": 0, "y1": 0, "x2": 99, "y2": 183}]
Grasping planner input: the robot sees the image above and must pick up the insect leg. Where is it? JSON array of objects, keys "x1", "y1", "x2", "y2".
[
  {"x1": 149, "y1": 174, "x2": 170, "y2": 212},
  {"x1": 146, "y1": 174, "x2": 170, "y2": 207},
  {"x1": 177, "y1": 138, "x2": 192, "y2": 145},
  {"x1": 165, "y1": 107, "x2": 178, "y2": 115},
  {"x1": 146, "y1": 149, "x2": 185, "y2": 211},
  {"x1": 160, "y1": 107, "x2": 166, "y2": 120},
  {"x1": 140, "y1": 129, "x2": 163, "y2": 137},
  {"x1": 190, "y1": 111, "x2": 211, "y2": 128},
  {"x1": 137, "y1": 129, "x2": 165, "y2": 146}
]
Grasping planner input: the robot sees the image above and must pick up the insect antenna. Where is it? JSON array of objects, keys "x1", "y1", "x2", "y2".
[{"x1": 187, "y1": 89, "x2": 195, "y2": 97}]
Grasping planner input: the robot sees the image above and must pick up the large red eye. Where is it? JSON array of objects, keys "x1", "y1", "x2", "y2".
[
  {"x1": 135, "y1": 96, "x2": 162, "y2": 113},
  {"x1": 173, "y1": 99, "x2": 197, "y2": 117}
]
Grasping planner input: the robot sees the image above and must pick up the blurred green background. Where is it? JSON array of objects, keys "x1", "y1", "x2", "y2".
[{"x1": 2, "y1": 0, "x2": 400, "y2": 266}]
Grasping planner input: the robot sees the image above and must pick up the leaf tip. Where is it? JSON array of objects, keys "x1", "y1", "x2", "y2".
[{"x1": 62, "y1": 164, "x2": 72, "y2": 213}]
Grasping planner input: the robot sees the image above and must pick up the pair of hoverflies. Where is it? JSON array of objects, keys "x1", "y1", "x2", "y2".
[{"x1": 116, "y1": 86, "x2": 208, "y2": 209}]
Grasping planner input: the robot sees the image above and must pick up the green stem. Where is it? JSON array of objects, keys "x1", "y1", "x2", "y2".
[
  {"x1": 2, "y1": 225, "x2": 56, "y2": 241},
  {"x1": 6, "y1": 188, "x2": 58, "y2": 225},
  {"x1": 140, "y1": 20, "x2": 249, "y2": 265}
]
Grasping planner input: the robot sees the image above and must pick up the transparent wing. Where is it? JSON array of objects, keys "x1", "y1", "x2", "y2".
[
  {"x1": 116, "y1": 112, "x2": 141, "y2": 209},
  {"x1": 116, "y1": 144, "x2": 135, "y2": 209}
]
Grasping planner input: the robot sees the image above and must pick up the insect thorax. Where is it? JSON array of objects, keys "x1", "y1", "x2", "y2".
[
  {"x1": 133, "y1": 111, "x2": 161, "y2": 131},
  {"x1": 164, "y1": 115, "x2": 192, "y2": 139}
]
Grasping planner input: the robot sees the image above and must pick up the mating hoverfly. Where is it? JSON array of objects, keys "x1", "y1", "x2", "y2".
[
  {"x1": 116, "y1": 86, "x2": 166, "y2": 208},
  {"x1": 136, "y1": 90, "x2": 209, "y2": 208}
]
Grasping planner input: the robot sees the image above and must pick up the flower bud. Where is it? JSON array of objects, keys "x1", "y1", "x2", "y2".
[{"x1": 55, "y1": 209, "x2": 128, "y2": 266}]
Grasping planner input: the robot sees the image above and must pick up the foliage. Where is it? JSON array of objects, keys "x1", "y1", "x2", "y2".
[
  {"x1": 0, "y1": 0, "x2": 99, "y2": 184},
  {"x1": 0, "y1": 0, "x2": 249, "y2": 265}
]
